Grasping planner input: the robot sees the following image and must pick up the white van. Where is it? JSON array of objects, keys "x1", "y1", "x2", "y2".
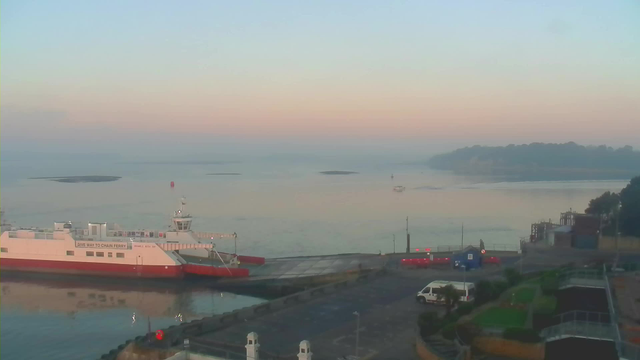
[{"x1": 416, "y1": 281, "x2": 475, "y2": 304}]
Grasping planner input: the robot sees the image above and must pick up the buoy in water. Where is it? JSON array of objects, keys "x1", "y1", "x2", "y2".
[{"x1": 170, "y1": 181, "x2": 175, "y2": 188}]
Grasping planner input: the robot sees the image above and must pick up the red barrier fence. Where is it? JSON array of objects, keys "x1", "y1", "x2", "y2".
[
  {"x1": 400, "y1": 257, "x2": 452, "y2": 268},
  {"x1": 237, "y1": 255, "x2": 266, "y2": 265}
]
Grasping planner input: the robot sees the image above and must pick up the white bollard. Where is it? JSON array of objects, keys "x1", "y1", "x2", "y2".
[
  {"x1": 298, "y1": 340, "x2": 312, "y2": 360},
  {"x1": 246, "y1": 332, "x2": 259, "y2": 360}
]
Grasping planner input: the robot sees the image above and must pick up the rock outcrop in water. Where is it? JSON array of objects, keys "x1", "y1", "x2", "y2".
[
  {"x1": 29, "y1": 176, "x2": 121, "y2": 183},
  {"x1": 319, "y1": 171, "x2": 358, "y2": 175}
]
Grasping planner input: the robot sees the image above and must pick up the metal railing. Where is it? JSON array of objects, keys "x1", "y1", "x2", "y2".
[
  {"x1": 619, "y1": 342, "x2": 640, "y2": 360},
  {"x1": 430, "y1": 244, "x2": 520, "y2": 253},
  {"x1": 542, "y1": 320, "x2": 617, "y2": 341},
  {"x1": 557, "y1": 269, "x2": 606, "y2": 289},
  {"x1": 604, "y1": 266, "x2": 623, "y2": 357},
  {"x1": 553, "y1": 310, "x2": 611, "y2": 324},
  {"x1": 185, "y1": 339, "x2": 247, "y2": 360}
]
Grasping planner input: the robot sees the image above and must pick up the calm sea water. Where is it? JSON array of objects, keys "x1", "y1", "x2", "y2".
[
  {"x1": 0, "y1": 273, "x2": 265, "y2": 360},
  {"x1": 0, "y1": 157, "x2": 629, "y2": 359},
  {"x1": 0, "y1": 158, "x2": 628, "y2": 256}
]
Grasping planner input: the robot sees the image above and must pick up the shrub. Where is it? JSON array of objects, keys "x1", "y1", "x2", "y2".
[
  {"x1": 502, "y1": 328, "x2": 542, "y2": 343},
  {"x1": 533, "y1": 295, "x2": 557, "y2": 315},
  {"x1": 418, "y1": 311, "x2": 444, "y2": 336},
  {"x1": 474, "y1": 280, "x2": 495, "y2": 306},
  {"x1": 504, "y1": 268, "x2": 523, "y2": 287},
  {"x1": 442, "y1": 323, "x2": 457, "y2": 340},
  {"x1": 492, "y1": 280, "x2": 510, "y2": 297},
  {"x1": 456, "y1": 302, "x2": 474, "y2": 316},
  {"x1": 457, "y1": 322, "x2": 481, "y2": 344},
  {"x1": 444, "y1": 312, "x2": 460, "y2": 323},
  {"x1": 540, "y1": 276, "x2": 560, "y2": 295}
]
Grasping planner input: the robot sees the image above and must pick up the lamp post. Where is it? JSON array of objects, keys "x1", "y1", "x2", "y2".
[
  {"x1": 353, "y1": 311, "x2": 360, "y2": 358},
  {"x1": 461, "y1": 265, "x2": 466, "y2": 299},
  {"x1": 393, "y1": 234, "x2": 396, "y2": 254},
  {"x1": 615, "y1": 204, "x2": 621, "y2": 262},
  {"x1": 184, "y1": 339, "x2": 190, "y2": 360}
]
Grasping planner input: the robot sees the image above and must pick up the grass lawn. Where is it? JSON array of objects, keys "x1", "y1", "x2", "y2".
[
  {"x1": 513, "y1": 287, "x2": 537, "y2": 304},
  {"x1": 499, "y1": 286, "x2": 537, "y2": 304},
  {"x1": 473, "y1": 307, "x2": 528, "y2": 328}
]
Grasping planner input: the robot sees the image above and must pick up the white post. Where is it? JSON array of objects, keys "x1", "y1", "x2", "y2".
[
  {"x1": 246, "y1": 332, "x2": 259, "y2": 360},
  {"x1": 184, "y1": 339, "x2": 190, "y2": 360},
  {"x1": 298, "y1": 340, "x2": 312, "y2": 360}
]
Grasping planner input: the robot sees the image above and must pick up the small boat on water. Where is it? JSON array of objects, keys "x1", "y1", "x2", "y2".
[{"x1": 393, "y1": 186, "x2": 406, "y2": 192}]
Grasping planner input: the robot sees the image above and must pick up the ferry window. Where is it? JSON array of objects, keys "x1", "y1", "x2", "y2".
[
  {"x1": 66, "y1": 250, "x2": 74, "y2": 256},
  {"x1": 1, "y1": 247, "x2": 7, "y2": 253},
  {"x1": 108, "y1": 252, "x2": 113, "y2": 257},
  {"x1": 67, "y1": 292, "x2": 76, "y2": 298},
  {"x1": 116, "y1": 253, "x2": 125, "y2": 258},
  {"x1": 92, "y1": 226, "x2": 97, "y2": 235},
  {"x1": 86, "y1": 251, "x2": 94, "y2": 256},
  {"x1": 96, "y1": 252, "x2": 104, "y2": 257}
]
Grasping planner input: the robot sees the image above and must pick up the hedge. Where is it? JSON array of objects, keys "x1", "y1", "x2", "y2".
[
  {"x1": 533, "y1": 295, "x2": 557, "y2": 315},
  {"x1": 456, "y1": 302, "x2": 474, "y2": 316},
  {"x1": 502, "y1": 328, "x2": 542, "y2": 343},
  {"x1": 442, "y1": 323, "x2": 457, "y2": 340}
]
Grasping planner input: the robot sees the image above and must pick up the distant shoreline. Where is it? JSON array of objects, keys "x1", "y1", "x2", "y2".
[
  {"x1": 446, "y1": 167, "x2": 638, "y2": 182},
  {"x1": 29, "y1": 176, "x2": 121, "y2": 183},
  {"x1": 428, "y1": 142, "x2": 640, "y2": 181},
  {"x1": 319, "y1": 171, "x2": 359, "y2": 175},
  {"x1": 207, "y1": 173, "x2": 241, "y2": 176}
]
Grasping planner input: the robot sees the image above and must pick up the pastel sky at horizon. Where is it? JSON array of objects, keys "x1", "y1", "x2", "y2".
[{"x1": 2, "y1": 0, "x2": 640, "y2": 156}]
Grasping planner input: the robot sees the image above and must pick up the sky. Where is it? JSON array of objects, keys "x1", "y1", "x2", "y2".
[{"x1": 1, "y1": 0, "x2": 640, "y2": 158}]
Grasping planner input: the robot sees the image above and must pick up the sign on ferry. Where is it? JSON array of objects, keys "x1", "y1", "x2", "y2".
[{"x1": 75, "y1": 241, "x2": 129, "y2": 249}]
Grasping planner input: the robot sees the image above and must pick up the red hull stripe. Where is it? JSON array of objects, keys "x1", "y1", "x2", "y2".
[
  {"x1": 183, "y1": 264, "x2": 249, "y2": 277},
  {"x1": 0, "y1": 258, "x2": 183, "y2": 279}
]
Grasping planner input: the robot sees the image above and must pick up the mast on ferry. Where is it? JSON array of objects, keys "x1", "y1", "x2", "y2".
[{"x1": 172, "y1": 197, "x2": 193, "y2": 232}]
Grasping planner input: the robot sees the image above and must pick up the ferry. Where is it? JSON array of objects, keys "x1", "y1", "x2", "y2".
[{"x1": 0, "y1": 200, "x2": 264, "y2": 279}]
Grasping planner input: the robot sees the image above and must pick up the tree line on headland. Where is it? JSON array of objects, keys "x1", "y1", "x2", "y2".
[
  {"x1": 428, "y1": 142, "x2": 640, "y2": 180},
  {"x1": 585, "y1": 176, "x2": 640, "y2": 237}
]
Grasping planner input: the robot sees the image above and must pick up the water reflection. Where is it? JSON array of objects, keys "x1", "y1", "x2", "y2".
[{"x1": 0, "y1": 273, "x2": 266, "y2": 360}]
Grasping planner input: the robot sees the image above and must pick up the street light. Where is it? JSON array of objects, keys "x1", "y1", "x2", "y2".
[
  {"x1": 353, "y1": 311, "x2": 360, "y2": 358},
  {"x1": 461, "y1": 265, "x2": 466, "y2": 300},
  {"x1": 393, "y1": 234, "x2": 396, "y2": 254}
]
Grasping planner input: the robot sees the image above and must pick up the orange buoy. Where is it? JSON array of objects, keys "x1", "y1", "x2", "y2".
[{"x1": 170, "y1": 181, "x2": 175, "y2": 188}]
